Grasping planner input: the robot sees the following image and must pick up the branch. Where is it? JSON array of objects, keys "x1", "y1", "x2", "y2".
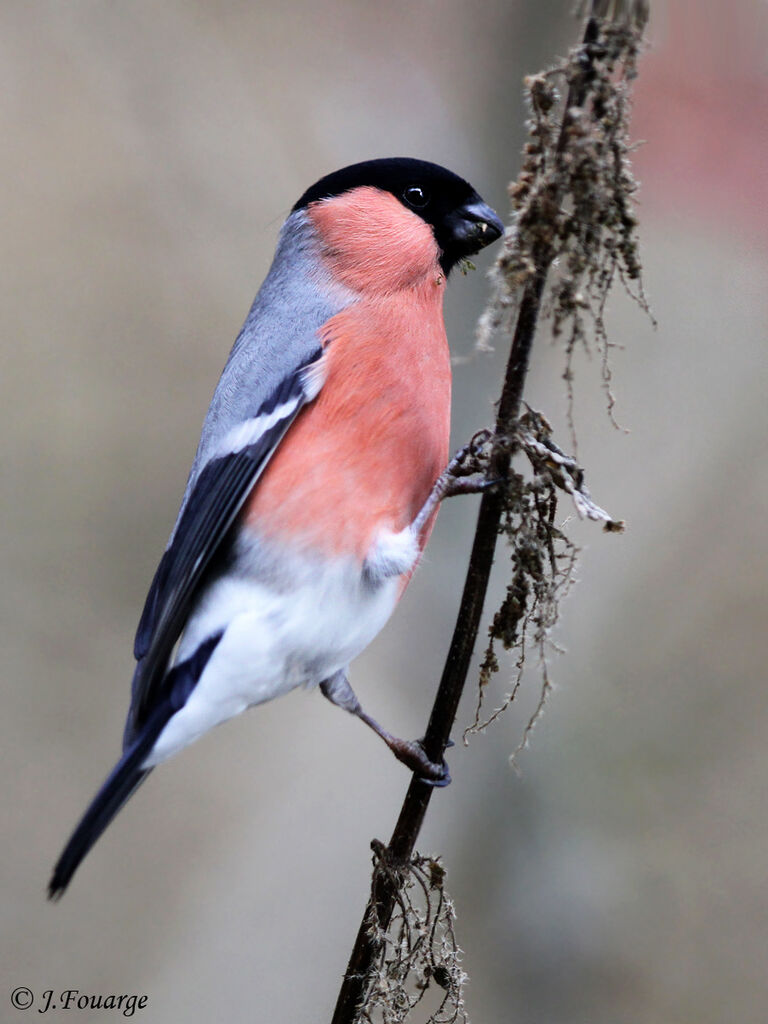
[{"x1": 331, "y1": 4, "x2": 649, "y2": 1022}]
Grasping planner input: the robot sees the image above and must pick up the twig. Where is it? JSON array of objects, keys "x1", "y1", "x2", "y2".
[{"x1": 330, "y1": 4, "x2": 648, "y2": 1022}]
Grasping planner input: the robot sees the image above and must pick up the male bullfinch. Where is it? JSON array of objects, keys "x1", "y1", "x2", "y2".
[{"x1": 49, "y1": 158, "x2": 503, "y2": 898}]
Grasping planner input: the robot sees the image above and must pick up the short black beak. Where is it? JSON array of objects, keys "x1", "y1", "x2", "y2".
[{"x1": 448, "y1": 199, "x2": 504, "y2": 255}]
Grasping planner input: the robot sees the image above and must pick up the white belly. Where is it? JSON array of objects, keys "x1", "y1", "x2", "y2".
[{"x1": 143, "y1": 536, "x2": 401, "y2": 767}]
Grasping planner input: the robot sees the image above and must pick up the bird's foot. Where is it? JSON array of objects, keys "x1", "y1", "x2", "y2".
[
  {"x1": 413, "y1": 436, "x2": 503, "y2": 532},
  {"x1": 440, "y1": 473, "x2": 503, "y2": 498},
  {"x1": 319, "y1": 672, "x2": 452, "y2": 786},
  {"x1": 386, "y1": 736, "x2": 451, "y2": 787}
]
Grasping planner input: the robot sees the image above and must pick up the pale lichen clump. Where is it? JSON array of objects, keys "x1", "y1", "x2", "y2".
[
  {"x1": 359, "y1": 846, "x2": 468, "y2": 1024},
  {"x1": 462, "y1": 407, "x2": 623, "y2": 754},
  {"x1": 478, "y1": 12, "x2": 652, "y2": 435}
]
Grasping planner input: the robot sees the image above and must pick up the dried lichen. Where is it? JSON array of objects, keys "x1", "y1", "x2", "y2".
[
  {"x1": 356, "y1": 845, "x2": 467, "y2": 1024},
  {"x1": 462, "y1": 408, "x2": 616, "y2": 756},
  {"x1": 468, "y1": 7, "x2": 647, "y2": 759},
  {"x1": 477, "y1": 12, "x2": 653, "y2": 440}
]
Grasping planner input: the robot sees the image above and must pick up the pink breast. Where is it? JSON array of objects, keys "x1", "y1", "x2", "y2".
[{"x1": 244, "y1": 285, "x2": 451, "y2": 563}]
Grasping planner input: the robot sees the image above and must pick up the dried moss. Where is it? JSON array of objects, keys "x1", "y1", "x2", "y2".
[
  {"x1": 468, "y1": 7, "x2": 647, "y2": 760},
  {"x1": 357, "y1": 845, "x2": 467, "y2": 1024},
  {"x1": 477, "y1": 13, "x2": 653, "y2": 439}
]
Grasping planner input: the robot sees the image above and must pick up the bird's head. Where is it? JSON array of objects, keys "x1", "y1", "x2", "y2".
[{"x1": 292, "y1": 157, "x2": 503, "y2": 293}]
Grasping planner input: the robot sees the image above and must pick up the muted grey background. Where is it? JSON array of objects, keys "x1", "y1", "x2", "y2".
[{"x1": 3, "y1": 2, "x2": 767, "y2": 1022}]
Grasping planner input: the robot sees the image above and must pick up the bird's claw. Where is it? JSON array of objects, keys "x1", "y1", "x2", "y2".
[
  {"x1": 388, "y1": 737, "x2": 451, "y2": 787},
  {"x1": 442, "y1": 474, "x2": 503, "y2": 499}
]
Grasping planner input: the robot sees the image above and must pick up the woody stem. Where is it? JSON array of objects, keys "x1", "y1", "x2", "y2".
[{"x1": 330, "y1": 9, "x2": 606, "y2": 1024}]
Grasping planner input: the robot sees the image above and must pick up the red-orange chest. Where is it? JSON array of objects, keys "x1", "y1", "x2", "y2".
[{"x1": 244, "y1": 283, "x2": 451, "y2": 561}]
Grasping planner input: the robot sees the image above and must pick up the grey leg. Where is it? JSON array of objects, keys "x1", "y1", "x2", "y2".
[
  {"x1": 412, "y1": 443, "x2": 500, "y2": 535},
  {"x1": 320, "y1": 670, "x2": 450, "y2": 786}
]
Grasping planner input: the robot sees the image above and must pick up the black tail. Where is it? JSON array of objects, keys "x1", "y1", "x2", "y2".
[
  {"x1": 48, "y1": 710, "x2": 167, "y2": 900},
  {"x1": 49, "y1": 638, "x2": 223, "y2": 899}
]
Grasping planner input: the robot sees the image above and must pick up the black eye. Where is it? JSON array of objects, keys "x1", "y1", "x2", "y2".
[{"x1": 403, "y1": 184, "x2": 429, "y2": 208}]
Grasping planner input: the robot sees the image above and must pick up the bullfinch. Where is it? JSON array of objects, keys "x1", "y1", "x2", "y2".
[{"x1": 49, "y1": 157, "x2": 503, "y2": 898}]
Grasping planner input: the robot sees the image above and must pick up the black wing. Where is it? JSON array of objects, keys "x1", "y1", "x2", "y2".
[{"x1": 124, "y1": 347, "x2": 324, "y2": 745}]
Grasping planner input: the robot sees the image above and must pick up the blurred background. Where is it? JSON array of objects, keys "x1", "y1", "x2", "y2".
[{"x1": 2, "y1": 1, "x2": 766, "y2": 1021}]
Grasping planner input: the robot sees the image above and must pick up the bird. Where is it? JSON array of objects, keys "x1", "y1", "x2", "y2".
[{"x1": 48, "y1": 157, "x2": 503, "y2": 899}]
